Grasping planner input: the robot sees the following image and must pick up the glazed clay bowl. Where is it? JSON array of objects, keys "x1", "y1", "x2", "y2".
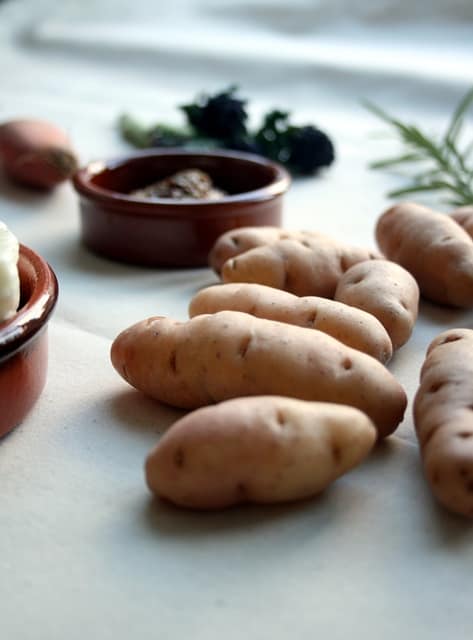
[
  {"x1": 0, "y1": 244, "x2": 58, "y2": 438},
  {"x1": 72, "y1": 149, "x2": 290, "y2": 267}
]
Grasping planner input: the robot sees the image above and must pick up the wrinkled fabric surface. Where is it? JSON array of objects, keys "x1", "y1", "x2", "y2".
[{"x1": 1, "y1": 1, "x2": 473, "y2": 638}]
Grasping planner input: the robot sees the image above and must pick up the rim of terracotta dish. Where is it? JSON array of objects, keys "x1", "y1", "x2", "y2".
[
  {"x1": 0, "y1": 244, "x2": 58, "y2": 362},
  {"x1": 72, "y1": 148, "x2": 291, "y2": 214}
]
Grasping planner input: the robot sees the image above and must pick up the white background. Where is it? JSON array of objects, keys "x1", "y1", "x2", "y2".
[{"x1": 1, "y1": 1, "x2": 473, "y2": 638}]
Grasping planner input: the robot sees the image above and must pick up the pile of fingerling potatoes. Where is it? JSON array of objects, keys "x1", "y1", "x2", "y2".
[
  {"x1": 2, "y1": 118, "x2": 473, "y2": 518},
  {"x1": 110, "y1": 201, "x2": 473, "y2": 518}
]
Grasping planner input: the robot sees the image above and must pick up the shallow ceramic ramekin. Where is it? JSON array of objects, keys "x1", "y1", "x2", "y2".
[
  {"x1": 72, "y1": 149, "x2": 290, "y2": 267},
  {"x1": 0, "y1": 244, "x2": 58, "y2": 438}
]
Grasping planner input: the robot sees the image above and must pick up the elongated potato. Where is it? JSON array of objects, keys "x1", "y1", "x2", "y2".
[
  {"x1": 145, "y1": 396, "x2": 377, "y2": 509},
  {"x1": 413, "y1": 328, "x2": 473, "y2": 518},
  {"x1": 220, "y1": 235, "x2": 379, "y2": 299},
  {"x1": 334, "y1": 260, "x2": 419, "y2": 350},
  {"x1": 376, "y1": 202, "x2": 473, "y2": 307},
  {"x1": 451, "y1": 206, "x2": 473, "y2": 238},
  {"x1": 189, "y1": 282, "x2": 392, "y2": 363},
  {"x1": 209, "y1": 226, "x2": 324, "y2": 274},
  {"x1": 111, "y1": 311, "x2": 407, "y2": 438}
]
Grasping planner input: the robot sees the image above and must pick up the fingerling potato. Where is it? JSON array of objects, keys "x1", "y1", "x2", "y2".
[
  {"x1": 189, "y1": 282, "x2": 392, "y2": 363},
  {"x1": 221, "y1": 235, "x2": 379, "y2": 298},
  {"x1": 376, "y1": 201, "x2": 473, "y2": 307},
  {"x1": 145, "y1": 396, "x2": 377, "y2": 509},
  {"x1": 209, "y1": 226, "x2": 323, "y2": 274},
  {"x1": 334, "y1": 259, "x2": 419, "y2": 350},
  {"x1": 414, "y1": 328, "x2": 473, "y2": 517},
  {"x1": 111, "y1": 310, "x2": 407, "y2": 438}
]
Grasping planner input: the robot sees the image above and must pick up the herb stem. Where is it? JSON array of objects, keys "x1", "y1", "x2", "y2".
[{"x1": 366, "y1": 88, "x2": 473, "y2": 207}]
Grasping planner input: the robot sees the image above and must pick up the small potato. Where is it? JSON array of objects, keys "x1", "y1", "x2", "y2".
[
  {"x1": 208, "y1": 226, "x2": 324, "y2": 274},
  {"x1": 145, "y1": 396, "x2": 377, "y2": 509},
  {"x1": 451, "y1": 206, "x2": 473, "y2": 238},
  {"x1": 0, "y1": 119, "x2": 78, "y2": 189},
  {"x1": 189, "y1": 282, "x2": 393, "y2": 363},
  {"x1": 334, "y1": 260, "x2": 419, "y2": 350},
  {"x1": 376, "y1": 201, "x2": 473, "y2": 307},
  {"x1": 220, "y1": 234, "x2": 379, "y2": 299},
  {"x1": 111, "y1": 311, "x2": 407, "y2": 438},
  {"x1": 413, "y1": 328, "x2": 473, "y2": 518}
]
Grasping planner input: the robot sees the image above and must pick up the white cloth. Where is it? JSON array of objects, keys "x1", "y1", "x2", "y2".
[{"x1": 1, "y1": 1, "x2": 473, "y2": 638}]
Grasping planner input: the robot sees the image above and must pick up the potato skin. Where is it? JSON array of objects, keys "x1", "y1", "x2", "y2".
[
  {"x1": 334, "y1": 260, "x2": 419, "y2": 350},
  {"x1": 376, "y1": 202, "x2": 473, "y2": 307},
  {"x1": 0, "y1": 119, "x2": 78, "y2": 189},
  {"x1": 220, "y1": 234, "x2": 379, "y2": 299},
  {"x1": 145, "y1": 396, "x2": 377, "y2": 509},
  {"x1": 208, "y1": 226, "x2": 324, "y2": 274},
  {"x1": 451, "y1": 206, "x2": 473, "y2": 238},
  {"x1": 413, "y1": 328, "x2": 473, "y2": 517},
  {"x1": 189, "y1": 282, "x2": 393, "y2": 363},
  {"x1": 111, "y1": 311, "x2": 407, "y2": 438}
]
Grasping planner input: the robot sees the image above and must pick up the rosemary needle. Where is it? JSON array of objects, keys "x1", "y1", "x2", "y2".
[{"x1": 365, "y1": 87, "x2": 473, "y2": 207}]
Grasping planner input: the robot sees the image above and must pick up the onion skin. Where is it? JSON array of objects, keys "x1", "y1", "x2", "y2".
[{"x1": 0, "y1": 119, "x2": 78, "y2": 190}]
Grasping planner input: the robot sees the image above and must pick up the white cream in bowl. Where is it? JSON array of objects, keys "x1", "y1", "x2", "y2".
[{"x1": 0, "y1": 221, "x2": 20, "y2": 322}]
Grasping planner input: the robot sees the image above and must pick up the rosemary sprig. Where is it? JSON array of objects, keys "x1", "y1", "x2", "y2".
[{"x1": 365, "y1": 87, "x2": 473, "y2": 207}]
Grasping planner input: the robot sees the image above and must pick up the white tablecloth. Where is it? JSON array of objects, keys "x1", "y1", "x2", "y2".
[{"x1": 1, "y1": 1, "x2": 473, "y2": 638}]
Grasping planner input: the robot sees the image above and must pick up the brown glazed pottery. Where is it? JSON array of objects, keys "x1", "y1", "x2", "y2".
[
  {"x1": 0, "y1": 244, "x2": 58, "y2": 438},
  {"x1": 72, "y1": 149, "x2": 290, "y2": 267}
]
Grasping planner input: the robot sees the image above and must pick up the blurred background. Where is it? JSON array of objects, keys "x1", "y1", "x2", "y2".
[
  {"x1": 2, "y1": 0, "x2": 472, "y2": 271},
  {"x1": 1, "y1": 0, "x2": 472, "y2": 256},
  {"x1": 2, "y1": 0, "x2": 472, "y2": 152}
]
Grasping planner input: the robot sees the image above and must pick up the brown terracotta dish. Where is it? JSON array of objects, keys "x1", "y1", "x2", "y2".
[
  {"x1": 0, "y1": 245, "x2": 58, "y2": 438},
  {"x1": 72, "y1": 149, "x2": 290, "y2": 267}
]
